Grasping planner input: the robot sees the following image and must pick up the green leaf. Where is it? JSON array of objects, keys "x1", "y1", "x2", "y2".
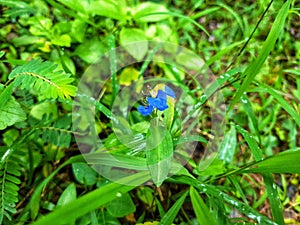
[
  {"x1": 133, "y1": 2, "x2": 169, "y2": 22},
  {"x1": 88, "y1": 0, "x2": 126, "y2": 20},
  {"x1": 0, "y1": 83, "x2": 14, "y2": 111},
  {"x1": 236, "y1": 125, "x2": 284, "y2": 224},
  {"x1": 190, "y1": 186, "x2": 218, "y2": 225},
  {"x1": 0, "y1": 0, "x2": 36, "y2": 18},
  {"x1": 26, "y1": 155, "x2": 84, "y2": 220},
  {"x1": 119, "y1": 28, "x2": 148, "y2": 61},
  {"x1": 146, "y1": 120, "x2": 173, "y2": 186},
  {"x1": 0, "y1": 153, "x2": 22, "y2": 224},
  {"x1": 0, "y1": 51, "x2": 4, "y2": 59},
  {"x1": 159, "y1": 191, "x2": 188, "y2": 225},
  {"x1": 51, "y1": 34, "x2": 71, "y2": 47},
  {"x1": 9, "y1": 59, "x2": 76, "y2": 99},
  {"x1": 106, "y1": 192, "x2": 136, "y2": 217},
  {"x1": 56, "y1": 183, "x2": 77, "y2": 208},
  {"x1": 30, "y1": 172, "x2": 150, "y2": 225},
  {"x1": 218, "y1": 124, "x2": 237, "y2": 164},
  {"x1": 0, "y1": 96, "x2": 26, "y2": 130},
  {"x1": 173, "y1": 176, "x2": 278, "y2": 225},
  {"x1": 119, "y1": 67, "x2": 139, "y2": 86},
  {"x1": 30, "y1": 101, "x2": 58, "y2": 120},
  {"x1": 257, "y1": 82, "x2": 300, "y2": 127},
  {"x1": 56, "y1": 0, "x2": 86, "y2": 14},
  {"x1": 75, "y1": 39, "x2": 107, "y2": 63},
  {"x1": 72, "y1": 163, "x2": 98, "y2": 186},
  {"x1": 235, "y1": 125, "x2": 263, "y2": 161},
  {"x1": 229, "y1": 0, "x2": 291, "y2": 110},
  {"x1": 240, "y1": 149, "x2": 300, "y2": 174}
]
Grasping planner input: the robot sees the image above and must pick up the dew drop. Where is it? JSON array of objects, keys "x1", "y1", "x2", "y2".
[
  {"x1": 116, "y1": 192, "x2": 122, "y2": 197},
  {"x1": 241, "y1": 98, "x2": 248, "y2": 103}
]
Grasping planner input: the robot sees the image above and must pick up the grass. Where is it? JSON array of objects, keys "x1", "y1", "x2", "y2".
[{"x1": 0, "y1": 0, "x2": 299, "y2": 224}]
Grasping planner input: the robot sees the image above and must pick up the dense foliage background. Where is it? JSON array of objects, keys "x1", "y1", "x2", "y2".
[{"x1": 0, "y1": 0, "x2": 299, "y2": 224}]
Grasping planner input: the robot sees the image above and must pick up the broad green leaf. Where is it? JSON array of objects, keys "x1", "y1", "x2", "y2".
[
  {"x1": 30, "y1": 101, "x2": 58, "y2": 120},
  {"x1": 133, "y1": 2, "x2": 169, "y2": 22},
  {"x1": 197, "y1": 153, "x2": 226, "y2": 176},
  {"x1": 31, "y1": 171, "x2": 150, "y2": 225},
  {"x1": 88, "y1": 0, "x2": 126, "y2": 20},
  {"x1": 84, "y1": 153, "x2": 148, "y2": 171},
  {"x1": 72, "y1": 163, "x2": 98, "y2": 185},
  {"x1": 159, "y1": 191, "x2": 188, "y2": 225},
  {"x1": 137, "y1": 187, "x2": 154, "y2": 206},
  {"x1": 56, "y1": 183, "x2": 77, "y2": 208},
  {"x1": 57, "y1": 0, "x2": 86, "y2": 14},
  {"x1": 190, "y1": 186, "x2": 218, "y2": 225},
  {"x1": 0, "y1": 96, "x2": 26, "y2": 130},
  {"x1": 229, "y1": 0, "x2": 291, "y2": 110},
  {"x1": 146, "y1": 120, "x2": 173, "y2": 186},
  {"x1": 175, "y1": 51, "x2": 205, "y2": 71},
  {"x1": 120, "y1": 28, "x2": 148, "y2": 61},
  {"x1": 119, "y1": 67, "x2": 139, "y2": 86},
  {"x1": 0, "y1": 51, "x2": 4, "y2": 58},
  {"x1": 74, "y1": 38, "x2": 107, "y2": 63},
  {"x1": 0, "y1": 83, "x2": 14, "y2": 110},
  {"x1": 218, "y1": 124, "x2": 237, "y2": 163},
  {"x1": 240, "y1": 149, "x2": 300, "y2": 174},
  {"x1": 51, "y1": 34, "x2": 71, "y2": 47},
  {"x1": 106, "y1": 192, "x2": 136, "y2": 217},
  {"x1": 131, "y1": 121, "x2": 150, "y2": 133}
]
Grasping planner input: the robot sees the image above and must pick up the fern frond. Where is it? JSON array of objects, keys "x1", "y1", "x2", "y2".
[
  {"x1": 0, "y1": 0, "x2": 36, "y2": 18},
  {"x1": 39, "y1": 127, "x2": 72, "y2": 148},
  {"x1": 9, "y1": 59, "x2": 77, "y2": 100},
  {"x1": 31, "y1": 114, "x2": 74, "y2": 148},
  {"x1": 0, "y1": 152, "x2": 22, "y2": 224}
]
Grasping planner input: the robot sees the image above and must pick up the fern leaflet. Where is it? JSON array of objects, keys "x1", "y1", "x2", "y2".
[
  {"x1": 0, "y1": 0, "x2": 36, "y2": 18},
  {"x1": 0, "y1": 151, "x2": 22, "y2": 223},
  {"x1": 9, "y1": 59, "x2": 77, "y2": 100}
]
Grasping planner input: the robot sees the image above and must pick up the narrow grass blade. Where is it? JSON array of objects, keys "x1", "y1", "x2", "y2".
[
  {"x1": 31, "y1": 171, "x2": 150, "y2": 225},
  {"x1": 26, "y1": 155, "x2": 84, "y2": 219},
  {"x1": 257, "y1": 82, "x2": 300, "y2": 127},
  {"x1": 201, "y1": 183, "x2": 278, "y2": 225},
  {"x1": 229, "y1": 0, "x2": 291, "y2": 111},
  {"x1": 240, "y1": 149, "x2": 300, "y2": 174},
  {"x1": 84, "y1": 152, "x2": 148, "y2": 170},
  {"x1": 135, "y1": 12, "x2": 210, "y2": 37},
  {"x1": 236, "y1": 125, "x2": 284, "y2": 224},
  {"x1": 190, "y1": 186, "x2": 218, "y2": 225},
  {"x1": 108, "y1": 34, "x2": 119, "y2": 102},
  {"x1": 240, "y1": 92, "x2": 261, "y2": 142},
  {"x1": 172, "y1": 176, "x2": 278, "y2": 225},
  {"x1": 215, "y1": 3, "x2": 245, "y2": 34},
  {"x1": 159, "y1": 191, "x2": 188, "y2": 225},
  {"x1": 235, "y1": 125, "x2": 263, "y2": 161}
]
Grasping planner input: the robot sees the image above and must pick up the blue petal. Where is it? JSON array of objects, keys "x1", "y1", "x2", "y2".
[
  {"x1": 137, "y1": 105, "x2": 154, "y2": 116},
  {"x1": 165, "y1": 86, "x2": 176, "y2": 98},
  {"x1": 156, "y1": 89, "x2": 167, "y2": 100},
  {"x1": 148, "y1": 97, "x2": 168, "y2": 111}
]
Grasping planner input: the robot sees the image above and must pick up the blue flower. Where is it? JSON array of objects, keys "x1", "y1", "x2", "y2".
[
  {"x1": 137, "y1": 85, "x2": 175, "y2": 116},
  {"x1": 165, "y1": 86, "x2": 176, "y2": 98},
  {"x1": 137, "y1": 104, "x2": 154, "y2": 116}
]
